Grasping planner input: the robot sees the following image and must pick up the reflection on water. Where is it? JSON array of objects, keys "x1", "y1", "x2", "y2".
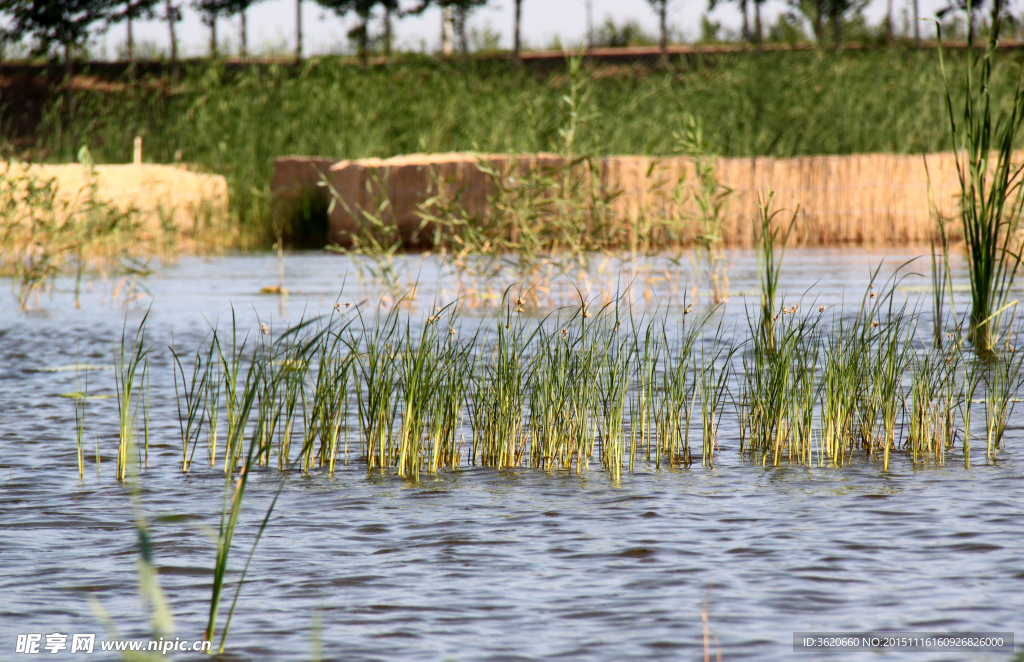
[{"x1": 1, "y1": 249, "x2": 1021, "y2": 661}]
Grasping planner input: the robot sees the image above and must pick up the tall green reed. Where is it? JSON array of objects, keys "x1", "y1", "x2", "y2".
[
  {"x1": 627, "y1": 312, "x2": 663, "y2": 469},
  {"x1": 426, "y1": 306, "x2": 474, "y2": 473},
  {"x1": 937, "y1": 1, "x2": 1024, "y2": 353},
  {"x1": 214, "y1": 312, "x2": 251, "y2": 474},
  {"x1": 352, "y1": 301, "x2": 401, "y2": 471},
  {"x1": 983, "y1": 337, "x2": 1024, "y2": 458},
  {"x1": 471, "y1": 291, "x2": 540, "y2": 468},
  {"x1": 115, "y1": 311, "x2": 150, "y2": 483},
  {"x1": 596, "y1": 309, "x2": 631, "y2": 482},
  {"x1": 656, "y1": 300, "x2": 707, "y2": 470},
  {"x1": 698, "y1": 324, "x2": 734, "y2": 468},
  {"x1": 204, "y1": 334, "x2": 263, "y2": 648},
  {"x1": 528, "y1": 305, "x2": 601, "y2": 475}
]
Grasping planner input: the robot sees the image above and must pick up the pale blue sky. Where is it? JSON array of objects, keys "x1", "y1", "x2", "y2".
[{"x1": 93, "y1": 0, "x2": 951, "y2": 59}]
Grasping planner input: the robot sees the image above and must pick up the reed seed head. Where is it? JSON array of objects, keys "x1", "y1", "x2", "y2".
[
  {"x1": 819, "y1": 305, "x2": 825, "y2": 312},
  {"x1": 684, "y1": 303, "x2": 694, "y2": 314},
  {"x1": 871, "y1": 320, "x2": 879, "y2": 327},
  {"x1": 260, "y1": 323, "x2": 270, "y2": 335}
]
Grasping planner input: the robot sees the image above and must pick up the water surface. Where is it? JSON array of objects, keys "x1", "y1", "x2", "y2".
[{"x1": 1, "y1": 249, "x2": 1020, "y2": 661}]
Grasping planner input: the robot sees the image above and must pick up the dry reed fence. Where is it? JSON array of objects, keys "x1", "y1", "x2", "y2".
[
  {"x1": 273, "y1": 151, "x2": 1007, "y2": 248},
  {"x1": 0, "y1": 162, "x2": 229, "y2": 237}
]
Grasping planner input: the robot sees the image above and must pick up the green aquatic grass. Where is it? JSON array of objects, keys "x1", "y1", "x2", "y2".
[
  {"x1": 471, "y1": 292, "x2": 538, "y2": 469},
  {"x1": 353, "y1": 298, "x2": 402, "y2": 471},
  {"x1": 62, "y1": 268, "x2": 1020, "y2": 495},
  {"x1": 73, "y1": 362, "x2": 88, "y2": 480},
  {"x1": 596, "y1": 317, "x2": 631, "y2": 481},
  {"x1": 215, "y1": 311, "x2": 250, "y2": 474},
  {"x1": 698, "y1": 323, "x2": 734, "y2": 468},
  {"x1": 114, "y1": 310, "x2": 150, "y2": 483},
  {"x1": 171, "y1": 338, "x2": 210, "y2": 472},
  {"x1": 150, "y1": 283, "x2": 1024, "y2": 477},
  {"x1": 937, "y1": 3, "x2": 1024, "y2": 353},
  {"x1": 627, "y1": 310, "x2": 662, "y2": 470},
  {"x1": 983, "y1": 342, "x2": 1024, "y2": 458},
  {"x1": 656, "y1": 300, "x2": 706, "y2": 470}
]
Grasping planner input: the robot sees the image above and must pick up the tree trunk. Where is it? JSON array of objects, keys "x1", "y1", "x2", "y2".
[
  {"x1": 585, "y1": 0, "x2": 593, "y2": 48},
  {"x1": 912, "y1": 0, "x2": 919, "y2": 42},
  {"x1": 754, "y1": 0, "x2": 762, "y2": 46},
  {"x1": 210, "y1": 15, "x2": 218, "y2": 58},
  {"x1": 296, "y1": 0, "x2": 303, "y2": 61},
  {"x1": 885, "y1": 0, "x2": 893, "y2": 44},
  {"x1": 441, "y1": 6, "x2": 455, "y2": 57},
  {"x1": 456, "y1": 7, "x2": 468, "y2": 56},
  {"x1": 127, "y1": 11, "x2": 134, "y2": 61},
  {"x1": 240, "y1": 10, "x2": 248, "y2": 57},
  {"x1": 166, "y1": 0, "x2": 178, "y2": 62},
  {"x1": 814, "y1": 0, "x2": 825, "y2": 44},
  {"x1": 384, "y1": 6, "x2": 393, "y2": 57},
  {"x1": 659, "y1": 1, "x2": 668, "y2": 66},
  {"x1": 740, "y1": 0, "x2": 750, "y2": 42},
  {"x1": 513, "y1": 0, "x2": 522, "y2": 66},
  {"x1": 830, "y1": 0, "x2": 842, "y2": 52},
  {"x1": 359, "y1": 16, "x2": 368, "y2": 68}
]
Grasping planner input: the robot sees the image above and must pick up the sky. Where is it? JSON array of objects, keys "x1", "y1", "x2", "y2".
[{"x1": 58, "y1": 0, "x2": 958, "y2": 60}]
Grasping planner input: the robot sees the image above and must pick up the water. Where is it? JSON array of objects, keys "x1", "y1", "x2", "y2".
[{"x1": 1, "y1": 249, "x2": 1021, "y2": 661}]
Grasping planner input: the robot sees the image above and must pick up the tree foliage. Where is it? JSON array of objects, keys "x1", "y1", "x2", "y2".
[
  {"x1": 315, "y1": 0, "x2": 400, "y2": 61},
  {"x1": 0, "y1": 0, "x2": 119, "y2": 53}
]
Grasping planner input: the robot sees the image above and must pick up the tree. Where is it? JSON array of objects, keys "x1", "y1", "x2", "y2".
[
  {"x1": 790, "y1": 0, "x2": 827, "y2": 44},
  {"x1": 513, "y1": 0, "x2": 521, "y2": 65},
  {"x1": 825, "y1": 0, "x2": 867, "y2": 50},
  {"x1": 221, "y1": 0, "x2": 267, "y2": 56},
  {"x1": 295, "y1": 0, "x2": 302, "y2": 60},
  {"x1": 646, "y1": 0, "x2": 670, "y2": 65},
  {"x1": 753, "y1": 0, "x2": 764, "y2": 43},
  {"x1": 0, "y1": 0, "x2": 119, "y2": 116},
  {"x1": 708, "y1": 0, "x2": 750, "y2": 42},
  {"x1": 435, "y1": 0, "x2": 487, "y2": 55},
  {"x1": 192, "y1": 0, "x2": 263, "y2": 57},
  {"x1": 112, "y1": 0, "x2": 160, "y2": 61},
  {"x1": 163, "y1": 0, "x2": 182, "y2": 61},
  {"x1": 316, "y1": 0, "x2": 399, "y2": 65},
  {"x1": 0, "y1": 0, "x2": 118, "y2": 58},
  {"x1": 193, "y1": 0, "x2": 227, "y2": 56}
]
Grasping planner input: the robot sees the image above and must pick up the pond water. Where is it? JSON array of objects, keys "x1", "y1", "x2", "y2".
[{"x1": 1, "y1": 249, "x2": 1021, "y2": 661}]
